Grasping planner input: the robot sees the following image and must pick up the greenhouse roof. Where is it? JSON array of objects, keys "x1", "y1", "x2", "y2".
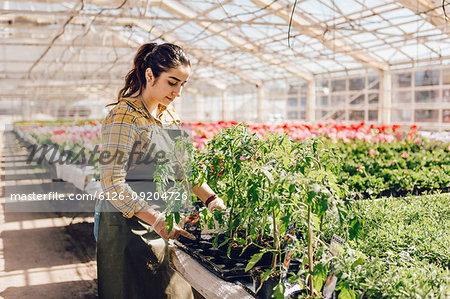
[{"x1": 1, "y1": 0, "x2": 449, "y2": 100}]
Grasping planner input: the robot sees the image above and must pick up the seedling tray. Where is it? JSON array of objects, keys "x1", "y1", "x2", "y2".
[{"x1": 175, "y1": 235, "x2": 300, "y2": 282}]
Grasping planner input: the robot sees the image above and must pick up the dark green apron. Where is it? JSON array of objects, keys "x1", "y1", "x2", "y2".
[{"x1": 97, "y1": 200, "x2": 198, "y2": 299}]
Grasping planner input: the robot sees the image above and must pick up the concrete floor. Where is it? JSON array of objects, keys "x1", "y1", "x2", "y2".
[{"x1": 0, "y1": 117, "x2": 98, "y2": 298}]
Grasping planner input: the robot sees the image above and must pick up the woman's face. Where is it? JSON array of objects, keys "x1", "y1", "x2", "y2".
[{"x1": 147, "y1": 65, "x2": 190, "y2": 106}]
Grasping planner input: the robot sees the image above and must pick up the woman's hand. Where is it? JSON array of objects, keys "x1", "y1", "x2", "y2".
[
  {"x1": 151, "y1": 213, "x2": 195, "y2": 240},
  {"x1": 192, "y1": 182, "x2": 227, "y2": 212},
  {"x1": 207, "y1": 196, "x2": 226, "y2": 212}
]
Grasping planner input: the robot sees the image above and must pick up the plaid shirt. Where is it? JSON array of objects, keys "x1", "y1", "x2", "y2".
[{"x1": 100, "y1": 97, "x2": 180, "y2": 218}]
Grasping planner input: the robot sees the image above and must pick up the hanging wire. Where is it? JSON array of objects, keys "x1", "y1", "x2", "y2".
[
  {"x1": 443, "y1": 0, "x2": 449, "y2": 19},
  {"x1": 287, "y1": 0, "x2": 298, "y2": 48},
  {"x1": 187, "y1": 0, "x2": 279, "y2": 42},
  {"x1": 26, "y1": 0, "x2": 85, "y2": 78}
]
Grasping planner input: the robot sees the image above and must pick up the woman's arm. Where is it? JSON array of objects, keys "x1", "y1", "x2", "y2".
[
  {"x1": 192, "y1": 182, "x2": 226, "y2": 211},
  {"x1": 100, "y1": 110, "x2": 148, "y2": 218}
]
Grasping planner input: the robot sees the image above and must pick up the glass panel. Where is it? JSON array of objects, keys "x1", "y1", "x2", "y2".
[
  {"x1": 321, "y1": 80, "x2": 329, "y2": 88},
  {"x1": 368, "y1": 93, "x2": 379, "y2": 104},
  {"x1": 331, "y1": 110, "x2": 345, "y2": 121},
  {"x1": 368, "y1": 76, "x2": 380, "y2": 90},
  {"x1": 415, "y1": 110, "x2": 439, "y2": 122},
  {"x1": 368, "y1": 110, "x2": 378, "y2": 121},
  {"x1": 443, "y1": 110, "x2": 450, "y2": 123},
  {"x1": 443, "y1": 89, "x2": 450, "y2": 102},
  {"x1": 299, "y1": 111, "x2": 306, "y2": 119},
  {"x1": 415, "y1": 90, "x2": 439, "y2": 103},
  {"x1": 393, "y1": 73, "x2": 411, "y2": 88},
  {"x1": 443, "y1": 69, "x2": 450, "y2": 85},
  {"x1": 415, "y1": 69, "x2": 439, "y2": 86},
  {"x1": 331, "y1": 79, "x2": 346, "y2": 92},
  {"x1": 319, "y1": 96, "x2": 328, "y2": 106},
  {"x1": 300, "y1": 97, "x2": 306, "y2": 107},
  {"x1": 288, "y1": 97, "x2": 298, "y2": 107},
  {"x1": 331, "y1": 95, "x2": 345, "y2": 107},
  {"x1": 349, "y1": 110, "x2": 364, "y2": 121},
  {"x1": 287, "y1": 111, "x2": 298, "y2": 119},
  {"x1": 392, "y1": 109, "x2": 412, "y2": 122},
  {"x1": 350, "y1": 94, "x2": 364, "y2": 105},
  {"x1": 315, "y1": 110, "x2": 327, "y2": 119},
  {"x1": 288, "y1": 84, "x2": 298, "y2": 95},
  {"x1": 393, "y1": 91, "x2": 411, "y2": 103},
  {"x1": 349, "y1": 78, "x2": 365, "y2": 90}
]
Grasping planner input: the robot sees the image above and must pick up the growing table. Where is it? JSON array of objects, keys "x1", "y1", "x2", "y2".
[{"x1": 168, "y1": 242, "x2": 256, "y2": 299}]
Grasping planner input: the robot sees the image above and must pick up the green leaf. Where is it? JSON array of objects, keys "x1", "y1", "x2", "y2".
[
  {"x1": 166, "y1": 213, "x2": 174, "y2": 234},
  {"x1": 313, "y1": 140, "x2": 319, "y2": 153},
  {"x1": 311, "y1": 214, "x2": 321, "y2": 230},
  {"x1": 349, "y1": 216, "x2": 363, "y2": 241},
  {"x1": 272, "y1": 282, "x2": 285, "y2": 299},
  {"x1": 307, "y1": 183, "x2": 321, "y2": 203},
  {"x1": 289, "y1": 183, "x2": 296, "y2": 194},
  {"x1": 260, "y1": 167, "x2": 274, "y2": 184},
  {"x1": 352, "y1": 256, "x2": 365, "y2": 268},
  {"x1": 174, "y1": 212, "x2": 180, "y2": 224},
  {"x1": 313, "y1": 263, "x2": 328, "y2": 292},
  {"x1": 218, "y1": 237, "x2": 230, "y2": 249},
  {"x1": 226, "y1": 188, "x2": 234, "y2": 203},
  {"x1": 352, "y1": 250, "x2": 366, "y2": 267},
  {"x1": 245, "y1": 252, "x2": 265, "y2": 272},
  {"x1": 282, "y1": 156, "x2": 290, "y2": 169},
  {"x1": 316, "y1": 198, "x2": 329, "y2": 217},
  {"x1": 331, "y1": 243, "x2": 345, "y2": 255},
  {"x1": 287, "y1": 273, "x2": 300, "y2": 283},
  {"x1": 255, "y1": 270, "x2": 272, "y2": 293},
  {"x1": 201, "y1": 208, "x2": 208, "y2": 219},
  {"x1": 338, "y1": 285, "x2": 356, "y2": 299}
]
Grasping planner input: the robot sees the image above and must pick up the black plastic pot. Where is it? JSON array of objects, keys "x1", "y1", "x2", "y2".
[{"x1": 252, "y1": 275, "x2": 279, "y2": 299}]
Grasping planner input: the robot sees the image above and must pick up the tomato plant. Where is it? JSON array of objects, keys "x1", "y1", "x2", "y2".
[{"x1": 192, "y1": 124, "x2": 349, "y2": 297}]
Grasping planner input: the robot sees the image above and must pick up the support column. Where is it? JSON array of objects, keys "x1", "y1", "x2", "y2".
[
  {"x1": 257, "y1": 84, "x2": 264, "y2": 122},
  {"x1": 306, "y1": 80, "x2": 316, "y2": 122},
  {"x1": 379, "y1": 71, "x2": 392, "y2": 124}
]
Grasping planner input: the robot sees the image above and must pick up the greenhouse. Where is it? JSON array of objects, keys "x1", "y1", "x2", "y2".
[{"x1": 0, "y1": 1, "x2": 449, "y2": 298}]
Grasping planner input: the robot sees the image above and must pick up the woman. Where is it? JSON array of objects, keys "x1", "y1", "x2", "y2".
[{"x1": 98, "y1": 42, "x2": 225, "y2": 299}]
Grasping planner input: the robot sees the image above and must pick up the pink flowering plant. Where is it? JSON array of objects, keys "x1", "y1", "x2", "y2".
[
  {"x1": 17, "y1": 121, "x2": 103, "y2": 177},
  {"x1": 335, "y1": 132, "x2": 449, "y2": 197}
]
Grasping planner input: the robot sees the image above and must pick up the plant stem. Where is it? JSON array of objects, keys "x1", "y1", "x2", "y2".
[
  {"x1": 229, "y1": 170, "x2": 238, "y2": 240},
  {"x1": 308, "y1": 204, "x2": 314, "y2": 296},
  {"x1": 320, "y1": 214, "x2": 324, "y2": 232},
  {"x1": 271, "y1": 206, "x2": 279, "y2": 271},
  {"x1": 260, "y1": 215, "x2": 267, "y2": 244}
]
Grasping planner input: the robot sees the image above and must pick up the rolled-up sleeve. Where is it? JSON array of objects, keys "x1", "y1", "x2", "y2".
[{"x1": 99, "y1": 105, "x2": 148, "y2": 218}]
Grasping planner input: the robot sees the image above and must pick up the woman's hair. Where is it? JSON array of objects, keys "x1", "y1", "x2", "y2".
[{"x1": 108, "y1": 42, "x2": 190, "y2": 106}]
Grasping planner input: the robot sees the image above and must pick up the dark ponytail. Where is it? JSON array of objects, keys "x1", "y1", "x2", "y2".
[{"x1": 107, "y1": 42, "x2": 190, "y2": 107}]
